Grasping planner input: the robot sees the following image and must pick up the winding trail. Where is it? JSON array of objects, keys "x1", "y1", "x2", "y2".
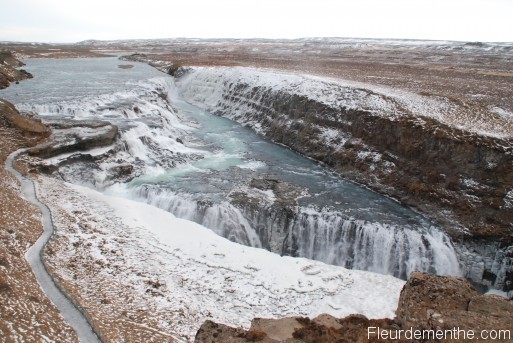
[{"x1": 6, "y1": 149, "x2": 101, "y2": 343}]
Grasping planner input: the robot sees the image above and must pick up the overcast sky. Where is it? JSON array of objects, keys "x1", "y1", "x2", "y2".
[{"x1": 1, "y1": 0, "x2": 512, "y2": 43}]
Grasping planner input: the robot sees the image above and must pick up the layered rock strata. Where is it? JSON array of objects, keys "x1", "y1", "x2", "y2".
[{"x1": 176, "y1": 68, "x2": 513, "y2": 291}]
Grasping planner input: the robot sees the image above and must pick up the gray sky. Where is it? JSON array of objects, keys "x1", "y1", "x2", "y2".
[{"x1": 1, "y1": 0, "x2": 512, "y2": 43}]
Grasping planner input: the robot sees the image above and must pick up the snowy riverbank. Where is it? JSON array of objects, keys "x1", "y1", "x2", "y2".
[{"x1": 36, "y1": 175, "x2": 405, "y2": 341}]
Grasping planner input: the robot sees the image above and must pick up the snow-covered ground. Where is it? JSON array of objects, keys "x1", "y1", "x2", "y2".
[
  {"x1": 37, "y1": 176, "x2": 404, "y2": 341},
  {"x1": 177, "y1": 66, "x2": 513, "y2": 139}
]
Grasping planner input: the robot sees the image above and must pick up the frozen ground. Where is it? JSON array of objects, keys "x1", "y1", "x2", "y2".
[
  {"x1": 37, "y1": 176, "x2": 404, "y2": 342},
  {"x1": 112, "y1": 37, "x2": 513, "y2": 139},
  {"x1": 177, "y1": 66, "x2": 512, "y2": 138}
]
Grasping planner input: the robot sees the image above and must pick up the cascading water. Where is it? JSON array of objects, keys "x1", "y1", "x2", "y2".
[
  {"x1": 122, "y1": 181, "x2": 460, "y2": 279},
  {"x1": 1, "y1": 57, "x2": 462, "y2": 282},
  {"x1": 129, "y1": 184, "x2": 263, "y2": 248},
  {"x1": 287, "y1": 211, "x2": 460, "y2": 279}
]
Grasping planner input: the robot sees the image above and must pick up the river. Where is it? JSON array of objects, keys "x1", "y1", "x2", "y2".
[{"x1": 0, "y1": 57, "x2": 461, "y2": 280}]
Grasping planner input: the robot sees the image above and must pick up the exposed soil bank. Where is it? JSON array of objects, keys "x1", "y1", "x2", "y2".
[{"x1": 0, "y1": 50, "x2": 33, "y2": 89}]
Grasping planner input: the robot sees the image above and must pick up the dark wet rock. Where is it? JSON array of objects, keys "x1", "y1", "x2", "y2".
[
  {"x1": 229, "y1": 179, "x2": 306, "y2": 253},
  {"x1": 456, "y1": 239, "x2": 513, "y2": 294},
  {"x1": 249, "y1": 178, "x2": 306, "y2": 207},
  {"x1": 117, "y1": 64, "x2": 134, "y2": 69},
  {"x1": 109, "y1": 164, "x2": 133, "y2": 177},
  {"x1": 56, "y1": 161, "x2": 102, "y2": 184},
  {"x1": 27, "y1": 119, "x2": 118, "y2": 158},
  {"x1": 169, "y1": 66, "x2": 192, "y2": 78},
  {"x1": 250, "y1": 178, "x2": 279, "y2": 191},
  {"x1": 120, "y1": 53, "x2": 191, "y2": 77},
  {"x1": 120, "y1": 53, "x2": 169, "y2": 73},
  {"x1": 167, "y1": 63, "x2": 182, "y2": 76}
]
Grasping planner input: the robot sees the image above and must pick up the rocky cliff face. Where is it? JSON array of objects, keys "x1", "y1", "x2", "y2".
[
  {"x1": 176, "y1": 67, "x2": 513, "y2": 291},
  {"x1": 194, "y1": 272, "x2": 513, "y2": 343},
  {"x1": 0, "y1": 50, "x2": 33, "y2": 89}
]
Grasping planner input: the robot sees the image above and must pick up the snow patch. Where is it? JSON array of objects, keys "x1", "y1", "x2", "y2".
[
  {"x1": 490, "y1": 106, "x2": 513, "y2": 119},
  {"x1": 503, "y1": 189, "x2": 513, "y2": 209},
  {"x1": 39, "y1": 177, "x2": 405, "y2": 340},
  {"x1": 177, "y1": 67, "x2": 513, "y2": 139}
]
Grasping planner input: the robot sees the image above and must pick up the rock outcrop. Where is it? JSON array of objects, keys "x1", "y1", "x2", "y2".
[
  {"x1": 396, "y1": 272, "x2": 513, "y2": 331},
  {"x1": 0, "y1": 50, "x2": 33, "y2": 89},
  {"x1": 195, "y1": 272, "x2": 513, "y2": 342},
  {"x1": 27, "y1": 119, "x2": 118, "y2": 159},
  {"x1": 0, "y1": 99, "x2": 50, "y2": 135}
]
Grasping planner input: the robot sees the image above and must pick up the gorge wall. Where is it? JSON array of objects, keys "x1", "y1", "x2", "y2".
[{"x1": 176, "y1": 67, "x2": 513, "y2": 292}]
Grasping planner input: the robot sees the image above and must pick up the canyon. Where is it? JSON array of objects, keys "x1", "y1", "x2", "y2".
[{"x1": 1, "y1": 39, "x2": 512, "y2": 342}]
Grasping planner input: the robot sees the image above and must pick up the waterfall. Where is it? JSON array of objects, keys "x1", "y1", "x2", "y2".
[
  {"x1": 11, "y1": 58, "x2": 462, "y2": 283},
  {"x1": 132, "y1": 185, "x2": 263, "y2": 248},
  {"x1": 128, "y1": 184, "x2": 461, "y2": 280},
  {"x1": 287, "y1": 211, "x2": 460, "y2": 279}
]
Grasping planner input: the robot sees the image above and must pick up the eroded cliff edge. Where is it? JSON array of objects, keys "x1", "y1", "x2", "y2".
[{"x1": 0, "y1": 50, "x2": 33, "y2": 89}]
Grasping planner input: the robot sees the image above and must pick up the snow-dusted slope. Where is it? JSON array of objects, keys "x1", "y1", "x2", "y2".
[
  {"x1": 177, "y1": 66, "x2": 511, "y2": 139},
  {"x1": 37, "y1": 176, "x2": 404, "y2": 341},
  {"x1": 175, "y1": 66, "x2": 513, "y2": 291}
]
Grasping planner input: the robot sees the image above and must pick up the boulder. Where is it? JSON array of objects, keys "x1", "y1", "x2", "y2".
[
  {"x1": 0, "y1": 99, "x2": 49, "y2": 135},
  {"x1": 396, "y1": 272, "x2": 513, "y2": 341},
  {"x1": 195, "y1": 320, "x2": 274, "y2": 343},
  {"x1": 395, "y1": 271, "x2": 478, "y2": 329}
]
